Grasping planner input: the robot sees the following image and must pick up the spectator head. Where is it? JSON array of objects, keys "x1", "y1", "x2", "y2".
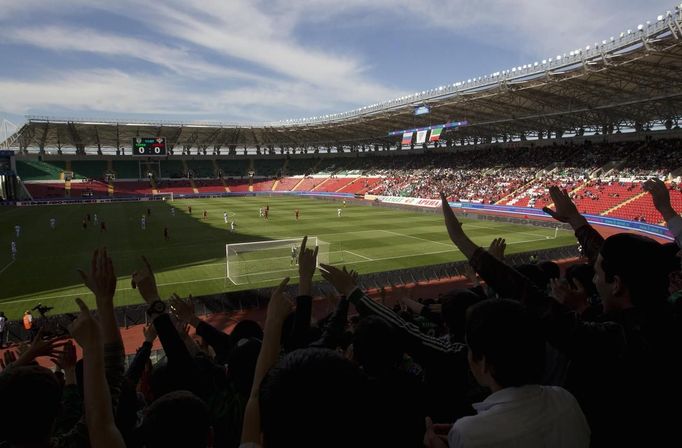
[
  {"x1": 230, "y1": 319, "x2": 263, "y2": 343},
  {"x1": 0, "y1": 365, "x2": 62, "y2": 445},
  {"x1": 466, "y1": 299, "x2": 545, "y2": 390},
  {"x1": 516, "y1": 264, "x2": 549, "y2": 291},
  {"x1": 259, "y1": 348, "x2": 372, "y2": 448},
  {"x1": 352, "y1": 316, "x2": 402, "y2": 376},
  {"x1": 596, "y1": 234, "x2": 668, "y2": 311},
  {"x1": 440, "y1": 288, "x2": 483, "y2": 342},
  {"x1": 226, "y1": 337, "x2": 262, "y2": 396},
  {"x1": 565, "y1": 263, "x2": 598, "y2": 298},
  {"x1": 139, "y1": 390, "x2": 211, "y2": 448},
  {"x1": 538, "y1": 261, "x2": 561, "y2": 281}
]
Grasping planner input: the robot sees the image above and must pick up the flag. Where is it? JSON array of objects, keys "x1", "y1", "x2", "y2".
[
  {"x1": 402, "y1": 132, "x2": 413, "y2": 145},
  {"x1": 429, "y1": 127, "x2": 443, "y2": 142},
  {"x1": 416, "y1": 130, "x2": 428, "y2": 144}
]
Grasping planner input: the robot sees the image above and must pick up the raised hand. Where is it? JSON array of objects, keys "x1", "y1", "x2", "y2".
[
  {"x1": 542, "y1": 186, "x2": 587, "y2": 228},
  {"x1": 68, "y1": 298, "x2": 103, "y2": 352},
  {"x1": 298, "y1": 236, "x2": 319, "y2": 296},
  {"x1": 462, "y1": 263, "x2": 480, "y2": 286},
  {"x1": 131, "y1": 256, "x2": 160, "y2": 303},
  {"x1": 440, "y1": 192, "x2": 464, "y2": 243},
  {"x1": 488, "y1": 238, "x2": 506, "y2": 260},
  {"x1": 14, "y1": 327, "x2": 67, "y2": 367},
  {"x1": 319, "y1": 264, "x2": 358, "y2": 297},
  {"x1": 142, "y1": 324, "x2": 157, "y2": 343},
  {"x1": 643, "y1": 178, "x2": 676, "y2": 221},
  {"x1": 423, "y1": 417, "x2": 450, "y2": 448},
  {"x1": 549, "y1": 278, "x2": 589, "y2": 314},
  {"x1": 169, "y1": 293, "x2": 198, "y2": 326},
  {"x1": 265, "y1": 277, "x2": 293, "y2": 326},
  {"x1": 50, "y1": 340, "x2": 77, "y2": 371},
  {"x1": 78, "y1": 247, "x2": 117, "y2": 306}
]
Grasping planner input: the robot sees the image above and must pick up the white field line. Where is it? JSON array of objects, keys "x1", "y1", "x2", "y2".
[
  {"x1": 379, "y1": 229, "x2": 455, "y2": 248},
  {"x1": 344, "y1": 250, "x2": 374, "y2": 261},
  {"x1": 1, "y1": 234, "x2": 550, "y2": 305},
  {"x1": 0, "y1": 260, "x2": 15, "y2": 276}
]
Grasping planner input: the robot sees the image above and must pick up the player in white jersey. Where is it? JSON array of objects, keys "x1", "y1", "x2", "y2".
[
  {"x1": 224, "y1": 212, "x2": 228, "y2": 223},
  {"x1": 230, "y1": 221, "x2": 235, "y2": 232},
  {"x1": 337, "y1": 208, "x2": 342, "y2": 217},
  {"x1": 14, "y1": 225, "x2": 20, "y2": 237},
  {"x1": 259, "y1": 207, "x2": 264, "y2": 218},
  {"x1": 93, "y1": 214, "x2": 98, "y2": 224},
  {"x1": 171, "y1": 207, "x2": 176, "y2": 216},
  {"x1": 141, "y1": 215, "x2": 146, "y2": 230},
  {"x1": 11, "y1": 241, "x2": 17, "y2": 260},
  {"x1": 50, "y1": 218, "x2": 56, "y2": 229}
]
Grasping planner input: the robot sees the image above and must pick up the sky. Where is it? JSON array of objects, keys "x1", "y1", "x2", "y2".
[{"x1": 0, "y1": 0, "x2": 677, "y2": 131}]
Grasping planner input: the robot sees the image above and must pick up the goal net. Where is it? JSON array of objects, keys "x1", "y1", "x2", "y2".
[
  {"x1": 226, "y1": 237, "x2": 330, "y2": 285},
  {"x1": 153, "y1": 192, "x2": 174, "y2": 202}
]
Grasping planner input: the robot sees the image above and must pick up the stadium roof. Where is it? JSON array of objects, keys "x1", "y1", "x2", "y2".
[{"x1": 5, "y1": 9, "x2": 682, "y2": 153}]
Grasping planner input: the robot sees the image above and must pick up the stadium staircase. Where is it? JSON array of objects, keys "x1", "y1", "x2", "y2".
[
  {"x1": 310, "y1": 177, "x2": 330, "y2": 192},
  {"x1": 64, "y1": 179, "x2": 72, "y2": 197},
  {"x1": 496, "y1": 178, "x2": 539, "y2": 205},
  {"x1": 543, "y1": 181, "x2": 590, "y2": 211},
  {"x1": 337, "y1": 178, "x2": 361, "y2": 192},
  {"x1": 271, "y1": 179, "x2": 280, "y2": 191},
  {"x1": 149, "y1": 177, "x2": 158, "y2": 195},
  {"x1": 290, "y1": 177, "x2": 308, "y2": 191},
  {"x1": 601, "y1": 191, "x2": 648, "y2": 216}
]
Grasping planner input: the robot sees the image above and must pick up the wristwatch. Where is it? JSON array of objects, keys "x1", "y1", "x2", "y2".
[{"x1": 146, "y1": 300, "x2": 166, "y2": 316}]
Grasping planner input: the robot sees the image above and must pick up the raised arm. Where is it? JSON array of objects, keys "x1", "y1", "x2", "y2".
[
  {"x1": 643, "y1": 178, "x2": 682, "y2": 247},
  {"x1": 288, "y1": 236, "x2": 318, "y2": 351},
  {"x1": 170, "y1": 296, "x2": 232, "y2": 361},
  {"x1": 68, "y1": 298, "x2": 126, "y2": 448},
  {"x1": 320, "y1": 264, "x2": 466, "y2": 367},
  {"x1": 543, "y1": 186, "x2": 603, "y2": 264},
  {"x1": 241, "y1": 277, "x2": 292, "y2": 445}
]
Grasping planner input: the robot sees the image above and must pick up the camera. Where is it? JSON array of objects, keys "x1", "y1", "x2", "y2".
[{"x1": 32, "y1": 303, "x2": 54, "y2": 316}]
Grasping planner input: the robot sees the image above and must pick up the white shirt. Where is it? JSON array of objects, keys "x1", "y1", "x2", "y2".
[
  {"x1": 449, "y1": 385, "x2": 590, "y2": 448},
  {"x1": 11, "y1": 242, "x2": 16, "y2": 252}
]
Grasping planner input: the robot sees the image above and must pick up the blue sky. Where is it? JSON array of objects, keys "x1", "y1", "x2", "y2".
[{"x1": 0, "y1": 0, "x2": 677, "y2": 130}]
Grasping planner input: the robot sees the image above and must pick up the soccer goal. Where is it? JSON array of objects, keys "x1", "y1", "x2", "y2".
[
  {"x1": 226, "y1": 237, "x2": 330, "y2": 285},
  {"x1": 153, "y1": 192, "x2": 174, "y2": 202}
]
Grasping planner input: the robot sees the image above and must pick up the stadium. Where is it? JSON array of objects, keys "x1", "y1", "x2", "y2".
[{"x1": 0, "y1": 2, "x2": 681, "y2": 448}]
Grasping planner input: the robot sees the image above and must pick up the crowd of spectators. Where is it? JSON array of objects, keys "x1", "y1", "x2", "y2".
[{"x1": 1, "y1": 178, "x2": 682, "y2": 447}]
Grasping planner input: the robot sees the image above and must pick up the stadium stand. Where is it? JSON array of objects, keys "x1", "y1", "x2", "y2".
[
  {"x1": 15, "y1": 160, "x2": 65, "y2": 180},
  {"x1": 71, "y1": 160, "x2": 107, "y2": 180}
]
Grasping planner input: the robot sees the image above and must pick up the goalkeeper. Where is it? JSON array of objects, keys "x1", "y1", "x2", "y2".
[{"x1": 290, "y1": 244, "x2": 299, "y2": 266}]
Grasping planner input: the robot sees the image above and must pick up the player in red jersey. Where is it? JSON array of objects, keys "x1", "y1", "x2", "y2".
[{"x1": 295, "y1": 209, "x2": 300, "y2": 221}]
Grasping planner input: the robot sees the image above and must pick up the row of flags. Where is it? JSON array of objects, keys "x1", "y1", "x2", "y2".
[{"x1": 402, "y1": 126, "x2": 443, "y2": 145}]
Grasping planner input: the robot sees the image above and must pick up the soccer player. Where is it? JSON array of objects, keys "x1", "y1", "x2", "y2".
[
  {"x1": 230, "y1": 220, "x2": 235, "y2": 232},
  {"x1": 290, "y1": 244, "x2": 298, "y2": 266},
  {"x1": 147, "y1": 207, "x2": 151, "y2": 216},
  {"x1": 171, "y1": 207, "x2": 176, "y2": 216},
  {"x1": 93, "y1": 213, "x2": 98, "y2": 224},
  {"x1": 188, "y1": 205, "x2": 192, "y2": 214},
  {"x1": 11, "y1": 241, "x2": 17, "y2": 260},
  {"x1": 164, "y1": 226, "x2": 169, "y2": 241},
  {"x1": 259, "y1": 207, "x2": 264, "y2": 218},
  {"x1": 337, "y1": 208, "x2": 342, "y2": 217},
  {"x1": 141, "y1": 215, "x2": 146, "y2": 230},
  {"x1": 49, "y1": 218, "x2": 56, "y2": 230},
  {"x1": 264, "y1": 208, "x2": 269, "y2": 220},
  {"x1": 82, "y1": 219, "x2": 87, "y2": 230},
  {"x1": 295, "y1": 209, "x2": 300, "y2": 221},
  {"x1": 86, "y1": 213, "x2": 91, "y2": 223},
  {"x1": 203, "y1": 210, "x2": 208, "y2": 220},
  {"x1": 343, "y1": 200, "x2": 347, "y2": 208},
  {"x1": 224, "y1": 212, "x2": 228, "y2": 223},
  {"x1": 100, "y1": 221, "x2": 107, "y2": 232},
  {"x1": 14, "y1": 225, "x2": 20, "y2": 238}
]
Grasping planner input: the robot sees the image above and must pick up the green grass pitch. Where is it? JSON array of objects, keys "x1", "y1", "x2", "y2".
[{"x1": 0, "y1": 197, "x2": 575, "y2": 319}]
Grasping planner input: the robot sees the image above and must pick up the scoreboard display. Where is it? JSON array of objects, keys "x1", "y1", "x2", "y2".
[{"x1": 133, "y1": 137, "x2": 167, "y2": 156}]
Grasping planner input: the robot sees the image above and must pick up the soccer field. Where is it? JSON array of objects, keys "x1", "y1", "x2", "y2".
[{"x1": 0, "y1": 197, "x2": 575, "y2": 318}]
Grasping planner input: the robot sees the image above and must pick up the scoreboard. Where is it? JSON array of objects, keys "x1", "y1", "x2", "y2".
[{"x1": 133, "y1": 137, "x2": 167, "y2": 156}]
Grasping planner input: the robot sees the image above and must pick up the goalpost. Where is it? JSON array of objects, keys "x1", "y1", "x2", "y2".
[
  {"x1": 226, "y1": 237, "x2": 330, "y2": 285},
  {"x1": 153, "y1": 192, "x2": 174, "y2": 202}
]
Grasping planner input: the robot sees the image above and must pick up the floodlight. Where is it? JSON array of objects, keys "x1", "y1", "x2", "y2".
[
  {"x1": 542, "y1": 59, "x2": 547, "y2": 64},
  {"x1": 602, "y1": 40, "x2": 607, "y2": 44},
  {"x1": 627, "y1": 29, "x2": 632, "y2": 34},
  {"x1": 658, "y1": 15, "x2": 664, "y2": 20},
  {"x1": 637, "y1": 24, "x2": 644, "y2": 30}
]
